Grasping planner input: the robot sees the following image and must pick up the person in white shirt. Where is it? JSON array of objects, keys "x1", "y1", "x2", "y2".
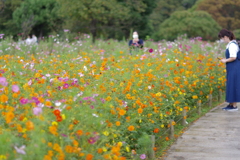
[
  {"x1": 32, "y1": 35, "x2": 38, "y2": 44},
  {"x1": 25, "y1": 36, "x2": 32, "y2": 45},
  {"x1": 218, "y1": 29, "x2": 240, "y2": 111}
]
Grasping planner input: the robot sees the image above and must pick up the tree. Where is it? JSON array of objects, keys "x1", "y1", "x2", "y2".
[
  {"x1": 181, "y1": 0, "x2": 198, "y2": 9},
  {"x1": 13, "y1": 0, "x2": 63, "y2": 38},
  {"x1": 196, "y1": 0, "x2": 240, "y2": 31},
  {"x1": 155, "y1": 10, "x2": 221, "y2": 41},
  {"x1": 57, "y1": 0, "x2": 130, "y2": 43},
  {"x1": 148, "y1": 0, "x2": 185, "y2": 35},
  {"x1": 117, "y1": 0, "x2": 157, "y2": 40},
  {"x1": 0, "y1": 0, "x2": 23, "y2": 36}
]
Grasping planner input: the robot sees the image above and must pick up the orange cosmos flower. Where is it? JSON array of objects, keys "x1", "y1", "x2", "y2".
[
  {"x1": 0, "y1": 94, "x2": 8, "y2": 103},
  {"x1": 56, "y1": 115, "x2": 63, "y2": 122},
  {"x1": 45, "y1": 100, "x2": 52, "y2": 107},
  {"x1": 153, "y1": 128, "x2": 159, "y2": 133},
  {"x1": 65, "y1": 145, "x2": 73, "y2": 153},
  {"x1": 43, "y1": 155, "x2": 52, "y2": 160},
  {"x1": 53, "y1": 143, "x2": 62, "y2": 152},
  {"x1": 5, "y1": 111, "x2": 14, "y2": 123},
  {"x1": 126, "y1": 116, "x2": 130, "y2": 122},
  {"x1": 97, "y1": 148, "x2": 103, "y2": 154},
  {"x1": 137, "y1": 108, "x2": 143, "y2": 114},
  {"x1": 116, "y1": 121, "x2": 121, "y2": 126},
  {"x1": 128, "y1": 125, "x2": 135, "y2": 131},
  {"x1": 76, "y1": 130, "x2": 83, "y2": 136},
  {"x1": 86, "y1": 154, "x2": 94, "y2": 160},
  {"x1": 118, "y1": 109, "x2": 126, "y2": 116},
  {"x1": 49, "y1": 125, "x2": 58, "y2": 136},
  {"x1": 53, "y1": 109, "x2": 61, "y2": 116},
  {"x1": 26, "y1": 121, "x2": 34, "y2": 130},
  {"x1": 73, "y1": 140, "x2": 78, "y2": 147}
]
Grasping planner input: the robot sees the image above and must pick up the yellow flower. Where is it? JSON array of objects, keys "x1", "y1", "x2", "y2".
[
  {"x1": 61, "y1": 114, "x2": 66, "y2": 120},
  {"x1": 0, "y1": 155, "x2": 7, "y2": 160},
  {"x1": 120, "y1": 82, "x2": 124, "y2": 87},
  {"x1": 35, "y1": 72, "x2": 41, "y2": 78},
  {"x1": 22, "y1": 128, "x2": 27, "y2": 133},
  {"x1": 103, "y1": 147, "x2": 107, "y2": 152},
  {"x1": 126, "y1": 146, "x2": 130, "y2": 152},
  {"x1": 156, "y1": 92, "x2": 162, "y2": 97},
  {"x1": 192, "y1": 95, "x2": 198, "y2": 99},
  {"x1": 117, "y1": 142, "x2": 122, "y2": 147},
  {"x1": 52, "y1": 121, "x2": 58, "y2": 126},
  {"x1": 103, "y1": 131, "x2": 109, "y2": 136}
]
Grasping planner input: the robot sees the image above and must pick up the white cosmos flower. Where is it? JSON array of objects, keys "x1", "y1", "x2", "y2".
[{"x1": 55, "y1": 102, "x2": 61, "y2": 106}]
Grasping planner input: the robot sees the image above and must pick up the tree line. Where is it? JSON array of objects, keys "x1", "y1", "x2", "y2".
[{"x1": 0, "y1": 0, "x2": 240, "y2": 42}]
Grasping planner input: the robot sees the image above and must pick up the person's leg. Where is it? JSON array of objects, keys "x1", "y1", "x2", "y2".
[
  {"x1": 225, "y1": 102, "x2": 238, "y2": 111},
  {"x1": 222, "y1": 103, "x2": 232, "y2": 110},
  {"x1": 232, "y1": 102, "x2": 237, "y2": 108}
]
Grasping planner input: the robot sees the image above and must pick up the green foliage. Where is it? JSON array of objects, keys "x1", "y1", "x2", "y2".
[
  {"x1": 57, "y1": 0, "x2": 130, "y2": 43},
  {"x1": 119, "y1": 0, "x2": 157, "y2": 40},
  {"x1": 181, "y1": 0, "x2": 198, "y2": 9},
  {"x1": 148, "y1": 0, "x2": 185, "y2": 35},
  {"x1": 13, "y1": 0, "x2": 63, "y2": 38},
  {"x1": 155, "y1": 10, "x2": 221, "y2": 41},
  {"x1": 233, "y1": 29, "x2": 240, "y2": 40},
  {"x1": 188, "y1": 0, "x2": 204, "y2": 11},
  {"x1": 195, "y1": 0, "x2": 240, "y2": 31},
  {"x1": 148, "y1": 0, "x2": 199, "y2": 34},
  {"x1": 0, "y1": 0, "x2": 23, "y2": 36}
]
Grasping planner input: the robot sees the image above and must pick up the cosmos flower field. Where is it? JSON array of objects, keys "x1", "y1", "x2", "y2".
[{"x1": 0, "y1": 35, "x2": 226, "y2": 160}]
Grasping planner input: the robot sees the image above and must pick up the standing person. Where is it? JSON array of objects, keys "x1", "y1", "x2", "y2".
[
  {"x1": 32, "y1": 35, "x2": 38, "y2": 44},
  {"x1": 128, "y1": 31, "x2": 144, "y2": 54},
  {"x1": 218, "y1": 29, "x2": 240, "y2": 111}
]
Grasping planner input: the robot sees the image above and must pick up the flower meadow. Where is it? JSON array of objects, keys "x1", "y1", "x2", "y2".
[{"x1": 0, "y1": 35, "x2": 226, "y2": 160}]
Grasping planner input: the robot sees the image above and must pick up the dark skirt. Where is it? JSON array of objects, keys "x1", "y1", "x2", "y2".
[{"x1": 225, "y1": 49, "x2": 240, "y2": 103}]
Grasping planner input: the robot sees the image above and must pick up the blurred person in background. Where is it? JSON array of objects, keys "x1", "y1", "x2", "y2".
[{"x1": 128, "y1": 31, "x2": 144, "y2": 55}]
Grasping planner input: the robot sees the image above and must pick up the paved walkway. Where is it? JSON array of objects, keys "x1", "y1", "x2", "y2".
[{"x1": 164, "y1": 102, "x2": 240, "y2": 160}]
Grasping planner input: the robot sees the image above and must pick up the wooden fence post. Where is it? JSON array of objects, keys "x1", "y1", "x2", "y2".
[
  {"x1": 148, "y1": 135, "x2": 155, "y2": 159},
  {"x1": 182, "y1": 108, "x2": 187, "y2": 126},
  {"x1": 197, "y1": 100, "x2": 202, "y2": 115},
  {"x1": 169, "y1": 119, "x2": 174, "y2": 140},
  {"x1": 218, "y1": 90, "x2": 222, "y2": 102},
  {"x1": 209, "y1": 94, "x2": 212, "y2": 107}
]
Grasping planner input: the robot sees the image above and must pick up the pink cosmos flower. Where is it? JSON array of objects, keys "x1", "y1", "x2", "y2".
[
  {"x1": 33, "y1": 107, "x2": 42, "y2": 116},
  {"x1": 149, "y1": 48, "x2": 153, "y2": 53},
  {"x1": 88, "y1": 137, "x2": 96, "y2": 144},
  {"x1": 12, "y1": 85, "x2": 19, "y2": 92},
  {"x1": 14, "y1": 145, "x2": 26, "y2": 155},
  {"x1": 0, "y1": 77, "x2": 8, "y2": 86},
  {"x1": 140, "y1": 154, "x2": 146, "y2": 159},
  {"x1": 20, "y1": 98, "x2": 28, "y2": 105}
]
